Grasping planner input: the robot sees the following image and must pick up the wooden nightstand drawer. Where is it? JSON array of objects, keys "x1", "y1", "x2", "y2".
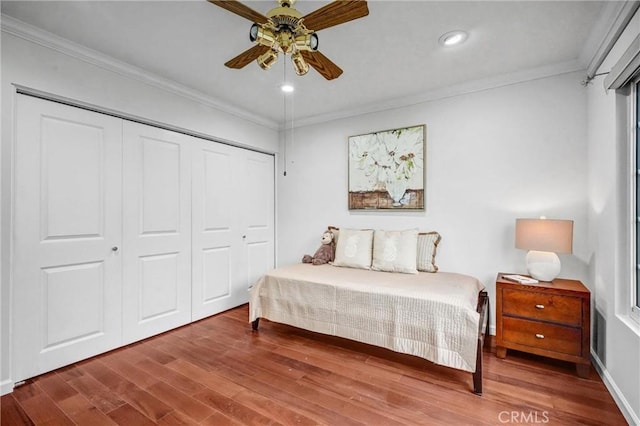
[
  {"x1": 502, "y1": 317, "x2": 582, "y2": 356},
  {"x1": 502, "y1": 288, "x2": 582, "y2": 326}
]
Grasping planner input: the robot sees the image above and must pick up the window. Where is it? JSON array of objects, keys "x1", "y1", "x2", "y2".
[
  {"x1": 635, "y1": 79, "x2": 640, "y2": 311},
  {"x1": 604, "y1": 23, "x2": 640, "y2": 323}
]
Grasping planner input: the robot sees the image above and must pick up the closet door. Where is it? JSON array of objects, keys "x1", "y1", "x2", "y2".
[
  {"x1": 122, "y1": 122, "x2": 192, "y2": 344},
  {"x1": 192, "y1": 143, "x2": 274, "y2": 320},
  {"x1": 191, "y1": 142, "x2": 241, "y2": 319},
  {"x1": 243, "y1": 150, "x2": 275, "y2": 290},
  {"x1": 13, "y1": 95, "x2": 123, "y2": 382}
]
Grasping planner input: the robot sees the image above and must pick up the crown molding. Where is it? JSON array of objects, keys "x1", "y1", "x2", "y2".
[
  {"x1": 295, "y1": 1, "x2": 640, "y2": 129},
  {"x1": 1, "y1": 14, "x2": 279, "y2": 130},
  {"x1": 292, "y1": 59, "x2": 585, "y2": 129},
  {"x1": 580, "y1": 1, "x2": 640, "y2": 78},
  {"x1": 291, "y1": 1, "x2": 639, "y2": 128}
]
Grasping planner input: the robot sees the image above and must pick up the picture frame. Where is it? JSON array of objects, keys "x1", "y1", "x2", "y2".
[{"x1": 348, "y1": 124, "x2": 425, "y2": 210}]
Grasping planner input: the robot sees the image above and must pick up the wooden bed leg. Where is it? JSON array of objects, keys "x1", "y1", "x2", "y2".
[
  {"x1": 473, "y1": 291, "x2": 489, "y2": 395},
  {"x1": 251, "y1": 318, "x2": 260, "y2": 331},
  {"x1": 473, "y1": 337, "x2": 483, "y2": 395}
]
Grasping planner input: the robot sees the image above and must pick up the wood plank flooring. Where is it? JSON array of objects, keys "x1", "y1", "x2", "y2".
[{"x1": 1, "y1": 305, "x2": 627, "y2": 425}]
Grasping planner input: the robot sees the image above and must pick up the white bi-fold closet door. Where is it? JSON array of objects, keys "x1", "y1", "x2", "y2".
[
  {"x1": 121, "y1": 122, "x2": 193, "y2": 345},
  {"x1": 12, "y1": 95, "x2": 274, "y2": 383},
  {"x1": 13, "y1": 95, "x2": 124, "y2": 383},
  {"x1": 191, "y1": 141, "x2": 275, "y2": 320}
]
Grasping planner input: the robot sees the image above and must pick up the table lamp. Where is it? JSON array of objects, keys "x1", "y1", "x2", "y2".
[{"x1": 515, "y1": 218, "x2": 573, "y2": 281}]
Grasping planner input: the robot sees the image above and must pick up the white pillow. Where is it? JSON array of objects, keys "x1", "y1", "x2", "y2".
[
  {"x1": 333, "y1": 228, "x2": 374, "y2": 270},
  {"x1": 371, "y1": 229, "x2": 419, "y2": 274},
  {"x1": 328, "y1": 226, "x2": 340, "y2": 244},
  {"x1": 417, "y1": 232, "x2": 441, "y2": 272}
]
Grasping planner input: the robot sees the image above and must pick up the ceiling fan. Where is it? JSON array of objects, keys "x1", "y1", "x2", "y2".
[{"x1": 208, "y1": 0, "x2": 369, "y2": 80}]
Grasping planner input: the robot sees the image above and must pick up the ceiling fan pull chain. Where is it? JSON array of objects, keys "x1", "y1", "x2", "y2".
[{"x1": 283, "y1": 62, "x2": 288, "y2": 177}]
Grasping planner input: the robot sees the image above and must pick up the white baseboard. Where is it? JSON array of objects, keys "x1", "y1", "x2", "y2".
[
  {"x1": 1, "y1": 379, "x2": 14, "y2": 396},
  {"x1": 591, "y1": 350, "x2": 640, "y2": 426}
]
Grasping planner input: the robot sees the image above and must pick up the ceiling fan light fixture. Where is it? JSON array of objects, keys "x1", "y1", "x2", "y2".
[
  {"x1": 294, "y1": 33, "x2": 319, "y2": 51},
  {"x1": 291, "y1": 52, "x2": 309, "y2": 76},
  {"x1": 439, "y1": 30, "x2": 468, "y2": 47},
  {"x1": 257, "y1": 50, "x2": 279, "y2": 70},
  {"x1": 250, "y1": 23, "x2": 277, "y2": 47}
]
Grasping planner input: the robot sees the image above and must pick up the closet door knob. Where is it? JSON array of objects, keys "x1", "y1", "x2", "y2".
[
  {"x1": 242, "y1": 235, "x2": 247, "y2": 239},
  {"x1": 112, "y1": 246, "x2": 119, "y2": 252}
]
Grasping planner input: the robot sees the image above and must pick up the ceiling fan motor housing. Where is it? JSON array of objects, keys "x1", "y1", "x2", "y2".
[{"x1": 269, "y1": 13, "x2": 300, "y2": 29}]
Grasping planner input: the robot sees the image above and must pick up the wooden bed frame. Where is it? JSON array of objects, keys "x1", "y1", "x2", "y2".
[
  {"x1": 252, "y1": 289, "x2": 490, "y2": 395},
  {"x1": 474, "y1": 290, "x2": 490, "y2": 395}
]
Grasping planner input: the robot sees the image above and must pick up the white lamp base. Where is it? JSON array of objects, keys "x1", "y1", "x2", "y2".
[{"x1": 526, "y1": 250, "x2": 561, "y2": 282}]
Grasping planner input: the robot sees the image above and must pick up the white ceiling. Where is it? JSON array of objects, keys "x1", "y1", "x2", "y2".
[{"x1": 1, "y1": 1, "x2": 619, "y2": 127}]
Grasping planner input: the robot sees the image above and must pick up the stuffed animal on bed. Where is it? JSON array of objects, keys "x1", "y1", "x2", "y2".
[{"x1": 302, "y1": 230, "x2": 335, "y2": 265}]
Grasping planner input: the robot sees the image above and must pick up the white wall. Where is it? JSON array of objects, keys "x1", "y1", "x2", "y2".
[
  {"x1": 0, "y1": 31, "x2": 279, "y2": 393},
  {"x1": 587, "y1": 8, "x2": 640, "y2": 425},
  {"x1": 278, "y1": 71, "x2": 589, "y2": 329}
]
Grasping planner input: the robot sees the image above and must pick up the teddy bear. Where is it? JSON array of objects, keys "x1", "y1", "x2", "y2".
[{"x1": 302, "y1": 230, "x2": 336, "y2": 265}]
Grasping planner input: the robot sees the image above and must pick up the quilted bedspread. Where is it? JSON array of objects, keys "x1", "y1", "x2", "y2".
[{"x1": 249, "y1": 263, "x2": 485, "y2": 372}]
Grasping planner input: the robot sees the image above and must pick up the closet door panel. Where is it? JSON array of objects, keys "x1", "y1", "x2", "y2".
[
  {"x1": 13, "y1": 95, "x2": 123, "y2": 382},
  {"x1": 43, "y1": 123, "x2": 103, "y2": 238},
  {"x1": 122, "y1": 122, "x2": 192, "y2": 344},
  {"x1": 192, "y1": 143, "x2": 242, "y2": 320},
  {"x1": 243, "y1": 151, "x2": 275, "y2": 289},
  {"x1": 202, "y1": 247, "x2": 231, "y2": 301}
]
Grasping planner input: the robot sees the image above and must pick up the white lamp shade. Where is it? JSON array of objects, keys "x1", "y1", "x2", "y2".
[
  {"x1": 515, "y1": 219, "x2": 573, "y2": 254},
  {"x1": 515, "y1": 218, "x2": 573, "y2": 281}
]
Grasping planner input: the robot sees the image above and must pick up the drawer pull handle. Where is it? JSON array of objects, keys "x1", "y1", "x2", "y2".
[
  {"x1": 535, "y1": 333, "x2": 545, "y2": 339},
  {"x1": 535, "y1": 304, "x2": 545, "y2": 309}
]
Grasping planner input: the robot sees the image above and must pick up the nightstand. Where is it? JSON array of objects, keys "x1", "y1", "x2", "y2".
[{"x1": 495, "y1": 273, "x2": 591, "y2": 378}]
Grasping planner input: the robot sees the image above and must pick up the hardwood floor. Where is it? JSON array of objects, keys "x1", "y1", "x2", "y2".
[{"x1": 2, "y1": 305, "x2": 627, "y2": 425}]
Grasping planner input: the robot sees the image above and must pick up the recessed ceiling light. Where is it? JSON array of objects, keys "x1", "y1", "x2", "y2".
[
  {"x1": 281, "y1": 84, "x2": 294, "y2": 93},
  {"x1": 439, "y1": 30, "x2": 468, "y2": 47}
]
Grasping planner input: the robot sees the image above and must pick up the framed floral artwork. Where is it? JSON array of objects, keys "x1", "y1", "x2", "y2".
[{"x1": 348, "y1": 124, "x2": 425, "y2": 210}]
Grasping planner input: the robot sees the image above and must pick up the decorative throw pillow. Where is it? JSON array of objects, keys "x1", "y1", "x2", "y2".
[
  {"x1": 327, "y1": 225, "x2": 340, "y2": 245},
  {"x1": 333, "y1": 228, "x2": 374, "y2": 270},
  {"x1": 371, "y1": 229, "x2": 419, "y2": 274},
  {"x1": 417, "y1": 232, "x2": 441, "y2": 272}
]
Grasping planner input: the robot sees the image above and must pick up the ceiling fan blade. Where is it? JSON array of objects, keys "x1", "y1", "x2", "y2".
[
  {"x1": 208, "y1": 0, "x2": 269, "y2": 24},
  {"x1": 301, "y1": 51, "x2": 343, "y2": 80},
  {"x1": 225, "y1": 45, "x2": 270, "y2": 69},
  {"x1": 302, "y1": 0, "x2": 369, "y2": 32}
]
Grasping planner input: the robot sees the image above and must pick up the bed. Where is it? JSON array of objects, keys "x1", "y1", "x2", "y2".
[{"x1": 249, "y1": 263, "x2": 490, "y2": 394}]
